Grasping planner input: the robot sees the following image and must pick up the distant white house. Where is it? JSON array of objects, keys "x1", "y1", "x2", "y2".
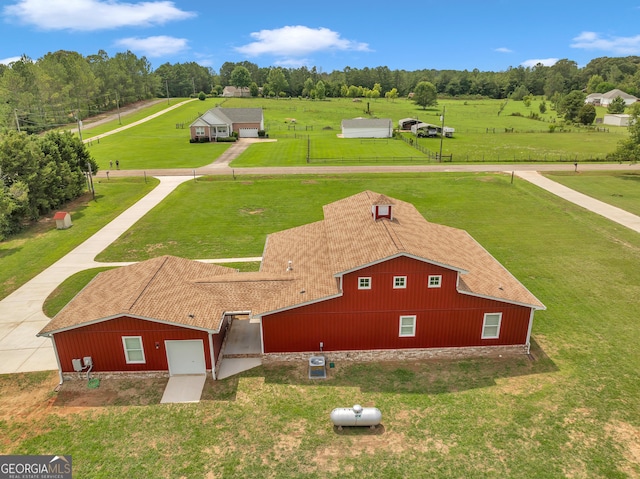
[
  {"x1": 190, "y1": 107, "x2": 264, "y2": 140},
  {"x1": 585, "y1": 89, "x2": 638, "y2": 107},
  {"x1": 222, "y1": 86, "x2": 251, "y2": 97},
  {"x1": 341, "y1": 118, "x2": 393, "y2": 138},
  {"x1": 603, "y1": 114, "x2": 632, "y2": 127}
]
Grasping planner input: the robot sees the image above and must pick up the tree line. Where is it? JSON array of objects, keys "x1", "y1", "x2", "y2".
[
  {"x1": 0, "y1": 130, "x2": 97, "y2": 240},
  {"x1": 2, "y1": 50, "x2": 640, "y2": 133}
]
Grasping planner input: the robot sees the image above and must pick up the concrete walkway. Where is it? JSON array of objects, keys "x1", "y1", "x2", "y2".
[
  {"x1": 0, "y1": 176, "x2": 192, "y2": 374},
  {"x1": 515, "y1": 171, "x2": 640, "y2": 234}
]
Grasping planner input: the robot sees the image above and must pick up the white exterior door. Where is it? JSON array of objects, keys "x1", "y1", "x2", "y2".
[{"x1": 165, "y1": 340, "x2": 206, "y2": 376}]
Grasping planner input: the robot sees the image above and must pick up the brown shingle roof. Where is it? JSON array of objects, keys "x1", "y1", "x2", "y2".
[{"x1": 40, "y1": 191, "x2": 544, "y2": 336}]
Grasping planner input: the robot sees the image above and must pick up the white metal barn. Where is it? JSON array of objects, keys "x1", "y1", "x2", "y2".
[
  {"x1": 341, "y1": 118, "x2": 393, "y2": 138},
  {"x1": 603, "y1": 114, "x2": 631, "y2": 127}
]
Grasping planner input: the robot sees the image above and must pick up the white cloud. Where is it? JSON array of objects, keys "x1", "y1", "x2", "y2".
[
  {"x1": 235, "y1": 25, "x2": 370, "y2": 60},
  {"x1": 571, "y1": 31, "x2": 640, "y2": 55},
  {"x1": 3, "y1": 0, "x2": 195, "y2": 31},
  {"x1": 495, "y1": 47, "x2": 513, "y2": 53},
  {"x1": 115, "y1": 35, "x2": 188, "y2": 57},
  {"x1": 0, "y1": 56, "x2": 22, "y2": 65},
  {"x1": 520, "y1": 58, "x2": 559, "y2": 67}
]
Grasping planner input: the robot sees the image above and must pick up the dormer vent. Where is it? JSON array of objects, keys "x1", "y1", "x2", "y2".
[{"x1": 371, "y1": 194, "x2": 394, "y2": 221}]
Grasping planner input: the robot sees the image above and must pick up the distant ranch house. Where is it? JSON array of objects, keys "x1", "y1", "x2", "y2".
[
  {"x1": 39, "y1": 191, "x2": 545, "y2": 382},
  {"x1": 585, "y1": 89, "x2": 638, "y2": 107},
  {"x1": 190, "y1": 107, "x2": 264, "y2": 140},
  {"x1": 341, "y1": 118, "x2": 393, "y2": 138},
  {"x1": 222, "y1": 86, "x2": 250, "y2": 97}
]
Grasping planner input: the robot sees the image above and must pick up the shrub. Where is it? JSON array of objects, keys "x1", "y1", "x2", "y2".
[
  {"x1": 257, "y1": 130, "x2": 266, "y2": 138},
  {"x1": 549, "y1": 124, "x2": 557, "y2": 133}
]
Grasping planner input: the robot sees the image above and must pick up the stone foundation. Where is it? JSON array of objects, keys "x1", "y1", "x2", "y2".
[
  {"x1": 261, "y1": 345, "x2": 528, "y2": 364},
  {"x1": 62, "y1": 370, "x2": 172, "y2": 381}
]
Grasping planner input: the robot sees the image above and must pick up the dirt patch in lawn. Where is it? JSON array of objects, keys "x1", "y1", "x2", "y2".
[{"x1": 53, "y1": 377, "x2": 167, "y2": 408}]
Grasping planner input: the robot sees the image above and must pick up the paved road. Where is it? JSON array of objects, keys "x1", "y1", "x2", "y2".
[{"x1": 95, "y1": 161, "x2": 640, "y2": 178}]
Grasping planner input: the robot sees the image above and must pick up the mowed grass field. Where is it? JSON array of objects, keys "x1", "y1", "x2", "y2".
[
  {"x1": 84, "y1": 98, "x2": 232, "y2": 170},
  {"x1": 544, "y1": 170, "x2": 640, "y2": 216},
  {"x1": 224, "y1": 97, "x2": 627, "y2": 166},
  {"x1": 0, "y1": 177, "x2": 158, "y2": 300},
  {"x1": 4, "y1": 173, "x2": 637, "y2": 477},
  {"x1": 79, "y1": 96, "x2": 629, "y2": 170}
]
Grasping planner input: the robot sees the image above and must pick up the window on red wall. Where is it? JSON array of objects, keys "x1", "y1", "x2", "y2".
[
  {"x1": 399, "y1": 315, "x2": 416, "y2": 337},
  {"x1": 358, "y1": 277, "x2": 371, "y2": 289},
  {"x1": 428, "y1": 275, "x2": 442, "y2": 288},
  {"x1": 482, "y1": 313, "x2": 502, "y2": 339},
  {"x1": 393, "y1": 276, "x2": 407, "y2": 289},
  {"x1": 122, "y1": 336, "x2": 146, "y2": 364}
]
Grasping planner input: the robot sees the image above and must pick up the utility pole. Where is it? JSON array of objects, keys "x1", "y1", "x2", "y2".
[
  {"x1": 165, "y1": 79, "x2": 170, "y2": 105},
  {"x1": 76, "y1": 111, "x2": 83, "y2": 142},
  {"x1": 86, "y1": 162, "x2": 95, "y2": 200},
  {"x1": 14, "y1": 109, "x2": 20, "y2": 132},
  {"x1": 438, "y1": 106, "x2": 446, "y2": 162},
  {"x1": 115, "y1": 91, "x2": 122, "y2": 125}
]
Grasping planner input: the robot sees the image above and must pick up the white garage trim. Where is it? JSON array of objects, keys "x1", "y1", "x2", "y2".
[{"x1": 165, "y1": 339, "x2": 206, "y2": 376}]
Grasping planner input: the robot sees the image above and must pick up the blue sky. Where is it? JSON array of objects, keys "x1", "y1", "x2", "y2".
[{"x1": 1, "y1": 0, "x2": 640, "y2": 73}]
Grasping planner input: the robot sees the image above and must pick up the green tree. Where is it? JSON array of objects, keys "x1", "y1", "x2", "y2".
[
  {"x1": 230, "y1": 66, "x2": 251, "y2": 97},
  {"x1": 539, "y1": 100, "x2": 547, "y2": 114},
  {"x1": 266, "y1": 68, "x2": 289, "y2": 98},
  {"x1": 315, "y1": 80, "x2": 326, "y2": 100},
  {"x1": 558, "y1": 90, "x2": 586, "y2": 122},
  {"x1": 510, "y1": 84, "x2": 530, "y2": 101},
  {"x1": 249, "y1": 82, "x2": 259, "y2": 97},
  {"x1": 607, "y1": 96, "x2": 626, "y2": 114},
  {"x1": 385, "y1": 88, "x2": 399, "y2": 101},
  {"x1": 577, "y1": 104, "x2": 596, "y2": 125},
  {"x1": 302, "y1": 77, "x2": 314, "y2": 97},
  {"x1": 412, "y1": 81, "x2": 438, "y2": 109}
]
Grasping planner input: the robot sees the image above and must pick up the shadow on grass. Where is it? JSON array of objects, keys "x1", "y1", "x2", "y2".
[
  {"x1": 50, "y1": 339, "x2": 557, "y2": 406},
  {"x1": 211, "y1": 338, "x2": 557, "y2": 401}
]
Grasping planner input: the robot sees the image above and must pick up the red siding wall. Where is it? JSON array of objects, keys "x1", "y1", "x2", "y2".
[
  {"x1": 54, "y1": 316, "x2": 217, "y2": 373},
  {"x1": 262, "y1": 256, "x2": 533, "y2": 353}
]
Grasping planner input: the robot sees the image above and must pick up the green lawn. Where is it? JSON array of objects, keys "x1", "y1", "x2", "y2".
[
  {"x1": 85, "y1": 98, "x2": 232, "y2": 170},
  {"x1": 0, "y1": 176, "x2": 159, "y2": 300},
  {"x1": 222, "y1": 97, "x2": 627, "y2": 166},
  {"x1": 543, "y1": 170, "x2": 640, "y2": 216},
  {"x1": 3, "y1": 172, "x2": 640, "y2": 478},
  {"x1": 78, "y1": 96, "x2": 628, "y2": 169}
]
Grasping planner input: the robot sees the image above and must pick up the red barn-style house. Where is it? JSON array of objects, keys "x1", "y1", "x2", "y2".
[{"x1": 39, "y1": 191, "x2": 545, "y2": 380}]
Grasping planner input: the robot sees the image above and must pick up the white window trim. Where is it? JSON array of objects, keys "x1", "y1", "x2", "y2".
[
  {"x1": 195, "y1": 126, "x2": 205, "y2": 135},
  {"x1": 122, "y1": 336, "x2": 146, "y2": 364},
  {"x1": 358, "y1": 277, "x2": 372, "y2": 290},
  {"x1": 393, "y1": 276, "x2": 407, "y2": 289},
  {"x1": 399, "y1": 315, "x2": 416, "y2": 337},
  {"x1": 481, "y1": 313, "x2": 502, "y2": 339},
  {"x1": 428, "y1": 275, "x2": 442, "y2": 288}
]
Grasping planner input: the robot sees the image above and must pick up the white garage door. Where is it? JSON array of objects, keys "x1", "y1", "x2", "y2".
[
  {"x1": 238, "y1": 128, "x2": 258, "y2": 138},
  {"x1": 165, "y1": 340, "x2": 206, "y2": 375}
]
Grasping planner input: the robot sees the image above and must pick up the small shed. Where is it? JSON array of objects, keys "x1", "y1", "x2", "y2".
[
  {"x1": 603, "y1": 114, "x2": 631, "y2": 127},
  {"x1": 53, "y1": 211, "x2": 72, "y2": 230}
]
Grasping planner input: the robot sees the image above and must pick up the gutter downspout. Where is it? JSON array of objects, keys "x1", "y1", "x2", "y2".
[
  {"x1": 50, "y1": 335, "x2": 64, "y2": 386},
  {"x1": 524, "y1": 309, "x2": 535, "y2": 355},
  {"x1": 208, "y1": 333, "x2": 216, "y2": 380}
]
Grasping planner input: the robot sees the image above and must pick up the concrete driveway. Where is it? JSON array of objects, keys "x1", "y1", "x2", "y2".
[{"x1": 0, "y1": 176, "x2": 194, "y2": 374}]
